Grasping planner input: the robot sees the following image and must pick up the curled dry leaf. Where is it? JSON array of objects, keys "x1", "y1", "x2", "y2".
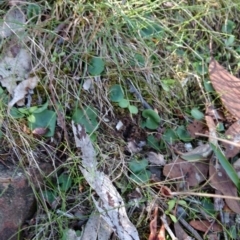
[
  {"x1": 209, "y1": 59, "x2": 240, "y2": 119},
  {"x1": 8, "y1": 76, "x2": 39, "y2": 109},
  {"x1": 209, "y1": 158, "x2": 240, "y2": 214},
  {"x1": 148, "y1": 207, "x2": 166, "y2": 240},
  {"x1": 222, "y1": 120, "x2": 240, "y2": 158},
  {"x1": 0, "y1": 6, "x2": 26, "y2": 39},
  {"x1": 32, "y1": 127, "x2": 48, "y2": 136},
  {"x1": 163, "y1": 158, "x2": 208, "y2": 187},
  {"x1": 72, "y1": 122, "x2": 139, "y2": 240},
  {"x1": 147, "y1": 152, "x2": 166, "y2": 166}
]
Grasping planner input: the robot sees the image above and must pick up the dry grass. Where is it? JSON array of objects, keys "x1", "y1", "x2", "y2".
[{"x1": 1, "y1": 0, "x2": 240, "y2": 239}]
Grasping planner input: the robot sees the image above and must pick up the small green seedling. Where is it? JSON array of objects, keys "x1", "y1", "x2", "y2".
[
  {"x1": 10, "y1": 102, "x2": 56, "y2": 137},
  {"x1": 176, "y1": 125, "x2": 192, "y2": 142},
  {"x1": 72, "y1": 106, "x2": 98, "y2": 134},
  {"x1": 142, "y1": 109, "x2": 161, "y2": 130},
  {"x1": 191, "y1": 107, "x2": 204, "y2": 120},
  {"x1": 109, "y1": 84, "x2": 138, "y2": 114},
  {"x1": 128, "y1": 158, "x2": 150, "y2": 183},
  {"x1": 165, "y1": 199, "x2": 187, "y2": 223},
  {"x1": 43, "y1": 172, "x2": 73, "y2": 205},
  {"x1": 27, "y1": 4, "x2": 41, "y2": 23},
  {"x1": 88, "y1": 56, "x2": 105, "y2": 76},
  {"x1": 147, "y1": 135, "x2": 160, "y2": 151}
]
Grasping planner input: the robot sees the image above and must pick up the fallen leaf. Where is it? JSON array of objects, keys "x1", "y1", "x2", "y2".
[
  {"x1": 147, "y1": 152, "x2": 166, "y2": 166},
  {"x1": 189, "y1": 220, "x2": 222, "y2": 233},
  {"x1": 32, "y1": 127, "x2": 48, "y2": 136},
  {"x1": 222, "y1": 120, "x2": 240, "y2": 158},
  {"x1": 209, "y1": 158, "x2": 240, "y2": 214},
  {"x1": 148, "y1": 207, "x2": 158, "y2": 240},
  {"x1": 187, "y1": 120, "x2": 207, "y2": 139},
  {"x1": 72, "y1": 122, "x2": 139, "y2": 240},
  {"x1": 233, "y1": 158, "x2": 240, "y2": 178},
  {"x1": 0, "y1": 48, "x2": 32, "y2": 94},
  {"x1": 0, "y1": 6, "x2": 26, "y2": 39},
  {"x1": 127, "y1": 141, "x2": 142, "y2": 153},
  {"x1": 8, "y1": 76, "x2": 39, "y2": 109},
  {"x1": 209, "y1": 59, "x2": 240, "y2": 119},
  {"x1": 181, "y1": 144, "x2": 212, "y2": 161},
  {"x1": 81, "y1": 213, "x2": 112, "y2": 240},
  {"x1": 148, "y1": 207, "x2": 166, "y2": 240},
  {"x1": 174, "y1": 222, "x2": 192, "y2": 240},
  {"x1": 205, "y1": 105, "x2": 224, "y2": 120},
  {"x1": 83, "y1": 78, "x2": 93, "y2": 91},
  {"x1": 163, "y1": 158, "x2": 208, "y2": 187}
]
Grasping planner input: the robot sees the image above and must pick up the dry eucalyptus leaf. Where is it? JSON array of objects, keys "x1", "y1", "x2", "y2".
[
  {"x1": 81, "y1": 213, "x2": 112, "y2": 240},
  {"x1": 8, "y1": 76, "x2": 39, "y2": 109},
  {"x1": 209, "y1": 158, "x2": 240, "y2": 214},
  {"x1": 163, "y1": 158, "x2": 208, "y2": 187},
  {"x1": 0, "y1": 48, "x2": 31, "y2": 94},
  {"x1": 0, "y1": 6, "x2": 26, "y2": 39},
  {"x1": 189, "y1": 220, "x2": 222, "y2": 233},
  {"x1": 209, "y1": 59, "x2": 240, "y2": 119},
  {"x1": 72, "y1": 122, "x2": 139, "y2": 240},
  {"x1": 222, "y1": 120, "x2": 240, "y2": 158}
]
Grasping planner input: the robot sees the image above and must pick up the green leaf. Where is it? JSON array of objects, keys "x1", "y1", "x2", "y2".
[
  {"x1": 42, "y1": 190, "x2": 56, "y2": 204},
  {"x1": 130, "y1": 53, "x2": 145, "y2": 67},
  {"x1": 176, "y1": 126, "x2": 192, "y2": 142},
  {"x1": 10, "y1": 108, "x2": 25, "y2": 118},
  {"x1": 142, "y1": 109, "x2": 161, "y2": 129},
  {"x1": 167, "y1": 199, "x2": 176, "y2": 212},
  {"x1": 224, "y1": 35, "x2": 235, "y2": 47},
  {"x1": 28, "y1": 110, "x2": 56, "y2": 137},
  {"x1": 222, "y1": 20, "x2": 236, "y2": 34},
  {"x1": 147, "y1": 135, "x2": 160, "y2": 151},
  {"x1": 161, "y1": 79, "x2": 176, "y2": 92},
  {"x1": 58, "y1": 173, "x2": 72, "y2": 192},
  {"x1": 203, "y1": 80, "x2": 214, "y2": 92},
  {"x1": 129, "y1": 159, "x2": 148, "y2": 173},
  {"x1": 72, "y1": 106, "x2": 98, "y2": 133},
  {"x1": 27, "y1": 114, "x2": 35, "y2": 123},
  {"x1": 128, "y1": 105, "x2": 138, "y2": 114},
  {"x1": 118, "y1": 99, "x2": 129, "y2": 108},
  {"x1": 210, "y1": 143, "x2": 240, "y2": 190},
  {"x1": 201, "y1": 198, "x2": 215, "y2": 216},
  {"x1": 109, "y1": 84, "x2": 124, "y2": 102},
  {"x1": 0, "y1": 87, "x2": 4, "y2": 96},
  {"x1": 30, "y1": 102, "x2": 48, "y2": 113},
  {"x1": 88, "y1": 57, "x2": 105, "y2": 76},
  {"x1": 162, "y1": 128, "x2": 178, "y2": 144},
  {"x1": 168, "y1": 213, "x2": 177, "y2": 223},
  {"x1": 130, "y1": 170, "x2": 151, "y2": 183},
  {"x1": 27, "y1": 4, "x2": 41, "y2": 23},
  {"x1": 18, "y1": 108, "x2": 30, "y2": 114},
  {"x1": 140, "y1": 22, "x2": 163, "y2": 38},
  {"x1": 193, "y1": 62, "x2": 208, "y2": 75},
  {"x1": 191, "y1": 108, "x2": 204, "y2": 120}
]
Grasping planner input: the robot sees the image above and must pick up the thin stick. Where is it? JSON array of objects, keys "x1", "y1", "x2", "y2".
[
  {"x1": 196, "y1": 133, "x2": 240, "y2": 147},
  {"x1": 171, "y1": 191, "x2": 240, "y2": 201}
]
